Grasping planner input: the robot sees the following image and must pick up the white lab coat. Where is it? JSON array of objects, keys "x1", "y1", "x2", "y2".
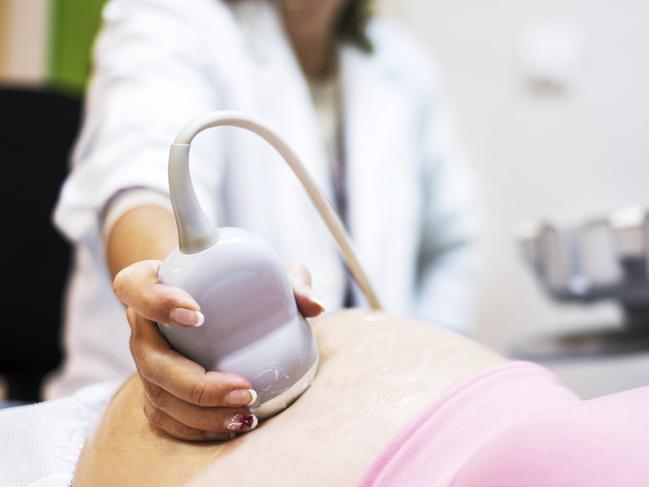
[{"x1": 47, "y1": 0, "x2": 480, "y2": 398}]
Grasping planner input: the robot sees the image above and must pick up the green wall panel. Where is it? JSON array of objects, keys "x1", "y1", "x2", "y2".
[{"x1": 49, "y1": 0, "x2": 107, "y2": 93}]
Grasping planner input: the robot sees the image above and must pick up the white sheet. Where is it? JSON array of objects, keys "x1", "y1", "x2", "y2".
[{"x1": 0, "y1": 382, "x2": 119, "y2": 487}]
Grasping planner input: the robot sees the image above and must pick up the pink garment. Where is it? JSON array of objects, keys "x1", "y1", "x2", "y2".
[
  {"x1": 453, "y1": 385, "x2": 649, "y2": 487},
  {"x1": 358, "y1": 361, "x2": 649, "y2": 487}
]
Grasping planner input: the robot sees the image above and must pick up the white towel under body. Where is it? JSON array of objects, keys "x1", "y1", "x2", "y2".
[{"x1": 0, "y1": 382, "x2": 119, "y2": 487}]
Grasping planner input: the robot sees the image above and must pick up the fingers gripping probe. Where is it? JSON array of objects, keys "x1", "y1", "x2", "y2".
[
  {"x1": 168, "y1": 110, "x2": 382, "y2": 311},
  {"x1": 160, "y1": 111, "x2": 381, "y2": 418}
]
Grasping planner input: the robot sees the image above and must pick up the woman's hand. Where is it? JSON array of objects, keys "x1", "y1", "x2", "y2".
[{"x1": 112, "y1": 260, "x2": 325, "y2": 441}]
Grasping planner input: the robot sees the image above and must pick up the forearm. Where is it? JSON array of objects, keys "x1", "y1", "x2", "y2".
[{"x1": 106, "y1": 205, "x2": 178, "y2": 279}]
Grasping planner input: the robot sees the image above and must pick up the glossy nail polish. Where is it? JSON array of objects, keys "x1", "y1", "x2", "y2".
[
  {"x1": 169, "y1": 308, "x2": 205, "y2": 327},
  {"x1": 225, "y1": 389, "x2": 257, "y2": 407},
  {"x1": 227, "y1": 413, "x2": 258, "y2": 432}
]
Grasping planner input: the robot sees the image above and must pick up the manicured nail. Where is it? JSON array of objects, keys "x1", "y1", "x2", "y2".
[
  {"x1": 225, "y1": 389, "x2": 257, "y2": 407},
  {"x1": 227, "y1": 413, "x2": 258, "y2": 432},
  {"x1": 169, "y1": 308, "x2": 204, "y2": 327},
  {"x1": 299, "y1": 286, "x2": 326, "y2": 314},
  {"x1": 310, "y1": 296, "x2": 326, "y2": 314}
]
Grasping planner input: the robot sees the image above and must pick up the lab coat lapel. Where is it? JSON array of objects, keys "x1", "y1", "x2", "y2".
[
  {"x1": 232, "y1": 3, "x2": 346, "y2": 308},
  {"x1": 248, "y1": 4, "x2": 331, "y2": 196},
  {"x1": 341, "y1": 44, "x2": 419, "y2": 311}
]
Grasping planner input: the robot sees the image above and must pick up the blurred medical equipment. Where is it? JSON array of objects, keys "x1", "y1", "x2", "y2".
[
  {"x1": 515, "y1": 207, "x2": 649, "y2": 359},
  {"x1": 158, "y1": 111, "x2": 381, "y2": 418},
  {"x1": 0, "y1": 87, "x2": 80, "y2": 402}
]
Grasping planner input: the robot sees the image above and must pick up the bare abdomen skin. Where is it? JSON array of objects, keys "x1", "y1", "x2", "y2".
[{"x1": 74, "y1": 310, "x2": 504, "y2": 487}]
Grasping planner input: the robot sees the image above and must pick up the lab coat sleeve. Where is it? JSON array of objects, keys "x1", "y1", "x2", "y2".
[
  {"x1": 414, "y1": 74, "x2": 481, "y2": 333},
  {"x1": 54, "y1": 0, "x2": 224, "y2": 246}
]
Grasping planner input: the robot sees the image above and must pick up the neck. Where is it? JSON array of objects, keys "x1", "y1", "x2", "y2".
[{"x1": 281, "y1": 5, "x2": 338, "y2": 79}]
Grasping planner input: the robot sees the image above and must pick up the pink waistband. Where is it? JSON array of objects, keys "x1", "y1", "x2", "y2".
[{"x1": 357, "y1": 361, "x2": 578, "y2": 487}]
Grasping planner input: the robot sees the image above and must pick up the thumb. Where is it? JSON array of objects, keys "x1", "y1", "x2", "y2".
[{"x1": 284, "y1": 262, "x2": 325, "y2": 318}]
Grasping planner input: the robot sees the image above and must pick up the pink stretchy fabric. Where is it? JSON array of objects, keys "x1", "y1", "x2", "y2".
[{"x1": 358, "y1": 361, "x2": 649, "y2": 487}]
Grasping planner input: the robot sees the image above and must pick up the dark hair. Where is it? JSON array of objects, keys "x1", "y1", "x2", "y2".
[
  {"x1": 335, "y1": 0, "x2": 373, "y2": 52},
  {"x1": 225, "y1": 1, "x2": 373, "y2": 52}
]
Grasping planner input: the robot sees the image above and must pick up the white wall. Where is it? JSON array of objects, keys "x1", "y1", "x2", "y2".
[
  {"x1": 383, "y1": 0, "x2": 649, "y2": 354},
  {"x1": 0, "y1": 0, "x2": 50, "y2": 83}
]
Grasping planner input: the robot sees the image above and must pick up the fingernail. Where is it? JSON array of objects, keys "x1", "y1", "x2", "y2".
[
  {"x1": 225, "y1": 389, "x2": 257, "y2": 407},
  {"x1": 227, "y1": 413, "x2": 258, "y2": 432},
  {"x1": 311, "y1": 296, "x2": 326, "y2": 314},
  {"x1": 299, "y1": 286, "x2": 326, "y2": 313},
  {"x1": 169, "y1": 308, "x2": 204, "y2": 327}
]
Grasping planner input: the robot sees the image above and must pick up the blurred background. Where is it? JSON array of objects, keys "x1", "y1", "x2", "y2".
[{"x1": 1, "y1": 0, "x2": 648, "y2": 400}]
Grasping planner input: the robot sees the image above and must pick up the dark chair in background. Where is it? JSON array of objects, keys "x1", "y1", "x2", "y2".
[{"x1": 0, "y1": 86, "x2": 81, "y2": 401}]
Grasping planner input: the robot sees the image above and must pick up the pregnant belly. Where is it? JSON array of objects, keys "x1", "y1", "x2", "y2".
[{"x1": 74, "y1": 310, "x2": 504, "y2": 487}]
